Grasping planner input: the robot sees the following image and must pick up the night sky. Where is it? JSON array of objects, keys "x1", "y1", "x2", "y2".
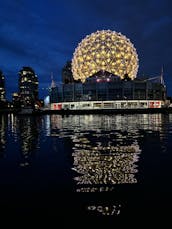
[{"x1": 0, "y1": 0, "x2": 172, "y2": 99}]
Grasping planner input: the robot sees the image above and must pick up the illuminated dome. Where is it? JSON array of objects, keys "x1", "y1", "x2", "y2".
[{"x1": 72, "y1": 30, "x2": 139, "y2": 82}]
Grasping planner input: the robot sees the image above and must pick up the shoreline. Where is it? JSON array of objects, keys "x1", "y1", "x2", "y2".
[
  {"x1": 40, "y1": 107, "x2": 172, "y2": 115},
  {"x1": 1, "y1": 107, "x2": 172, "y2": 115}
]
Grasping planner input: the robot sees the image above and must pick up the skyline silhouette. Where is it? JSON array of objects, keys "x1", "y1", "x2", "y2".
[{"x1": 0, "y1": 0, "x2": 171, "y2": 99}]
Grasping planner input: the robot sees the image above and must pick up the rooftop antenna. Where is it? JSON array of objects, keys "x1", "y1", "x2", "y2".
[
  {"x1": 50, "y1": 72, "x2": 56, "y2": 88},
  {"x1": 160, "y1": 65, "x2": 165, "y2": 86},
  {"x1": 51, "y1": 72, "x2": 53, "y2": 80}
]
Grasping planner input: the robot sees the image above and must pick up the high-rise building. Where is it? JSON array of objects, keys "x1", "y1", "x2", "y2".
[
  {"x1": 62, "y1": 61, "x2": 75, "y2": 84},
  {"x1": 18, "y1": 67, "x2": 39, "y2": 108},
  {"x1": 12, "y1": 92, "x2": 20, "y2": 108},
  {"x1": 0, "y1": 70, "x2": 5, "y2": 101}
]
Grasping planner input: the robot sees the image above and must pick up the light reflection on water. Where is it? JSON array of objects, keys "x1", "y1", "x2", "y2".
[
  {"x1": 0, "y1": 113, "x2": 172, "y2": 219},
  {"x1": 44, "y1": 113, "x2": 170, "y2": 216},
  {"x1": 0, "y1": 115, "x2": 7, "y2": 156}
]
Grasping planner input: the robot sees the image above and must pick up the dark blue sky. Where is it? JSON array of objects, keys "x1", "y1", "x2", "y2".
[{"x1": 0, "y1": 0, "x2": 172, "y2": 99}]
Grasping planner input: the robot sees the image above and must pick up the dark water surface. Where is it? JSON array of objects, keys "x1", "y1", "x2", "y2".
[{"x1": 0, "y1": 113, "x2": 172, "y2": 225}]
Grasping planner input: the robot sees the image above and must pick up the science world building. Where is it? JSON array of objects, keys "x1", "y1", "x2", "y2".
[{"x1": 50, "y1": 30, "x2": 167, "y2": 111}]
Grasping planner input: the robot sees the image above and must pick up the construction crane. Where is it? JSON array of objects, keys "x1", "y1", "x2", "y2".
[{"x1": 142, "y1": 67, "x2": 165, "y2": 86}]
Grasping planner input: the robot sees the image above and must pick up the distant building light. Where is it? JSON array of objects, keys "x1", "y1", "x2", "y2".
[
  {"x1": 13, "y1": 92, "x2": 18, "y2": 96},
  {"x1": 44, "y1": 96, "x2": 50, "y2": 105}
]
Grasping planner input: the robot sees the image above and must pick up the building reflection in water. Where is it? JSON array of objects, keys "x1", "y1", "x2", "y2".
[
  {"x1": 19, "y1": 116, "x2": 39, "y2": 167},
  {"x1": 10, "y1": 114, "x2": 39, "y2": 167},
  {"x1": 47, "y1": 113, "x2": 168, "y2": 192},
  {"x1": 47, "y1": 115, "x2": 143, "y2": 189},
  {"x1": 46, "y1": 114, "x2": 143, "y2": 215},
  {"x1": 0, "y1": 115, "x2": 7, "y2": 157},
  {"x1": 48, "y1": 113, "x2": 166, "y2": 135},
  {"x1": 40, "y1": 114, "x2": 170, "y2": 215},
  {"x1": 72, "y1": 140, "x2": 141, "y2": 186}
]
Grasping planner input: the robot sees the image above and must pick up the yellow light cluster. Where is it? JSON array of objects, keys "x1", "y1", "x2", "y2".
[
  {"x1": 72, "y1": 146, "x2": 139, "y2": 185},
  {"x1": 72, "y1": 30, "x2": 139, "y2": 82}
]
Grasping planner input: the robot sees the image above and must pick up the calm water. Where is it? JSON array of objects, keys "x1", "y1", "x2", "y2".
[{"x1": 0, "y1": 113, "x2": 172, "y2": 224}]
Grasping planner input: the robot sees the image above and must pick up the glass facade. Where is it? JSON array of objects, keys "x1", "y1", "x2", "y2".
[{"x1": 50, "y1": 76, "x2": 166, "y2": 103}]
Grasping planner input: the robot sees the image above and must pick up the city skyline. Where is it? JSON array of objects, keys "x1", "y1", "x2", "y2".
[{"x1": 0, "y1": 0, "x2": 172, "y2": 99}]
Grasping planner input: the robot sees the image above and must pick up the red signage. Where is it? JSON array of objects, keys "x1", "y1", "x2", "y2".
[
  {"x1": 149, "y1": 101, "x2": 161, "y2": 108},
  {"x1": 53, "y1": 103, "x2": 62, "y2": 110}
]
